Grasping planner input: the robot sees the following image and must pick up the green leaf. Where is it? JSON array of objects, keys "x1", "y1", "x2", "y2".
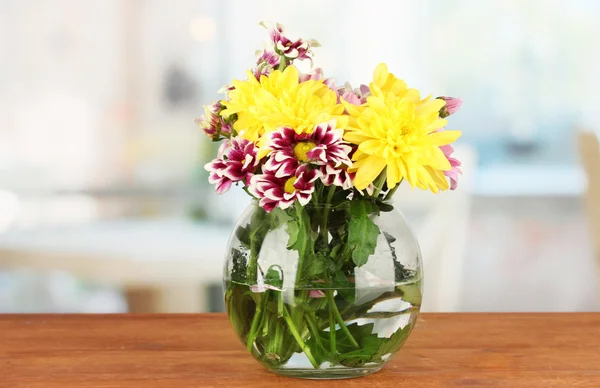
[
  {"x1": 332, "y1": 268, "x2": 355, "y2": 304},
  {"x1": 374, "y1": 323, "x2": 414, "y2": 359},
  {"x1": 336, "y1": 323, "x2": 384, "y2": 367},
  {"x1": 375, "y1": 200, "x2": 394, "y2": 213},
  {"x1": 265, "y1": 265, "x2": 283, "y2": 288},
  {"x1": 348, "y1": 201, "x2": 381, "y2": 267},
  {"x1": 286, "y1": 204, "x2": 311, "y2": 276},
  {"x1": 398, "y1": 283, "x2": 423, "y2": 306},
  {"x1": 383, "y1": 231, "x2": 396, "y2": 244},
  {"x1": 230, "y1": 248, "x2": 248, "y2": 283},
  {"x1": 235, "y1": 224, "x2": 252, "y2": 248},
  {"x1": 329, "y1": 242, "x2": 343, "y2": 259},
  {"x1": 286, "y1": 219, "x2": 300, "y2": 248},
  {"x1": 305, "y1": 253, "x2": 336, "y2": 278},
  {"x1": 350, "y1": 199, "x2": 378, "y2": 216},
  {"x1": 306, "y1": 256, "x2": 326, "y2": 278}
]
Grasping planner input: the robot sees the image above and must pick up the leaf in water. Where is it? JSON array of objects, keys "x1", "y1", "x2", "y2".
[
  {"x1": 329, "y1": 242, "x2": 343, "y2": 260},
  {"x1": 306, "y1": 253, "x2": 335, "y2": 278},
  {"x1": 336, "y1": 322, "x2": 384, "y2": 367},
  {"x1": 374, "y1": 322, "x2": 414, "y2": 359},
  {"x1": 332, "y1": 268, "x2": 355, "y2": 304},
  {"x1": 265, "y1": 265, "x2": 283, "y2": 288},
  {"x1": 398, "y1": 283, "x2": 422, "y2": 306},
  {"x1": 230, "y1": 248, "x2": 248, "y2": 283}
]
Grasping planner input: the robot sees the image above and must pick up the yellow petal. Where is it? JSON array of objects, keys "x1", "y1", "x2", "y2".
[
  {"x1": 386, "y1": 160, "x2": 401, "y2": 189},
  {"x1": 353, "y1": 155, "x2": 387, "y2": 190},
  {"x1": 373, "y1": 63, "x2": 389, "y2": 88},
  {"x1": 357, "y1": 139, "x2": 382, "y2": 155},
  {"x1": 428, "y1": 130, "x2": 462, "y2": 145},
  {"x1": 344, "y1": 131, "x2": 373, "y2": 145},
  {"x1": 428, "y1": 147, "x2": 452, "y2": 170},
  {"x1": 341, "y1": 98, "x2": 364, "y2": 117}
]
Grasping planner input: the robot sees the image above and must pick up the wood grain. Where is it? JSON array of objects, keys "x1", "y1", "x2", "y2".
[{"x1": 2, "y1": 313, "x2": 600, "y2": 387}]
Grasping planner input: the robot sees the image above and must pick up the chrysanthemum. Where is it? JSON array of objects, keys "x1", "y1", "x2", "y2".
[
  {"x1": 195, "y1": 101, "x2": 231, "y2": 140},
  {"x1": 262, "y1": 22, "x2": 319, "y2": 62},
  {"x1": 249, "y1": 165, "x2": 320, "y2": 212},
  {"x1": 263, "y1": 122, "x2": 352, "y2": 178},
  {"x1": 252, "y1": 49, "x2": 280, "y2": 80},
  {"x1": 338, "y1": 82, "x2": 370, "y2": 106},
  {"x1": 343, "y1": 63, "x2": 461, "y2": 192},
  {"x1": 440, "y1": 144, "x2": 462, "y2": 190},
  {"x1": 438, "y1": 96, "x2": 463, "y2": 118},
  {"x1": 220, "y1": 66, "x2": 347, "y2": 145},
  {"x1": 204, "y1": 137, "x2": 260, "y2": 194},
  {"x1": 319, "y1": 164, "x2": 353, "y2": 190},
  {"x1": 298, "y1": 68, "x2": 336, "y2": 91}
]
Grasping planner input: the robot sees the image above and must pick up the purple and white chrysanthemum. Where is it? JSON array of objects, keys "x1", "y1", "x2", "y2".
[
  {"x1": 319, "y1": 164, "x2": 353, "y2": 190},
  {"x1": 338, "y1": 82, "x2": 370, "y2": 106},
  {"x1": 253, "y1": 49, "x2": 281, "y2": 80},
  {"x1": 263, "y1": 122, "x2": 352, "y2": 178},
  {"x1": 195, "y1": 101, "x2": 231, "y2": 140},
  {"x1": 260, "y1": 22, "x2": 319, "y2": 62},
  {"x1": 249, "y1": 165, "x2": 320, "y2": 212},
  {"x1": 204, "y1": 137, "x2": 260, "y2": 194}
]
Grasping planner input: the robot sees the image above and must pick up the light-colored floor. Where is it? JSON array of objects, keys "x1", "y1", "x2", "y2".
[{"x1": 460, "y1": 196, "x2": 600, "y2": 312}]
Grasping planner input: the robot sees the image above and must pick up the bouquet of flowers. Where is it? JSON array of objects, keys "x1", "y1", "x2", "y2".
[{"x1": 197, "y1": 22, "x2": 462, "y2": 377}]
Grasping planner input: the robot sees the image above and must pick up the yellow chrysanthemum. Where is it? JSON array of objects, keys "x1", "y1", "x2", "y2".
[
  {"x1": 343, "y1": 63, "x2": 461, "y2": 193},
  {"x1": 220, "y1": 66, "x2": 347, "y2": 146}
]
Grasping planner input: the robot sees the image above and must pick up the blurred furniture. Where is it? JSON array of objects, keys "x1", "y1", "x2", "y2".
[
  {"x1": 0, "y1": 219, "x2": 230, "y2": 312},
  {"x1": 4, "y1": 313, "x2": 600, "y2": 386},
  {"x1": 393, "y1": 145, "x2": 477, "y2": 312},
  {"x1": 579, "y1": 131, "x2": 600, "y2": 262}
]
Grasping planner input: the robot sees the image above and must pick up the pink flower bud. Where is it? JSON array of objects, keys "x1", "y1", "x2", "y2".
[{"x1": 438, "y1": 97, "x2": 462, "y2": 118}]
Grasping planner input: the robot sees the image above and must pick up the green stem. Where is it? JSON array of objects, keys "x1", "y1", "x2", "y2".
[
  {"x1": 294, "y1": 202, "x2": 309, "y2": 284},
  {"x1": 372, "y1": 171, "x2": 387, "y2": 198},
  {"x1": 246, "y1": 292, "x2": 269, "y2": 352},
  {"x1": 277, "y1": 55, "x2": 288, "y2": 70},
  {"x1": 282, "y1": 305, "x2": 320, "y2": 368},
  {"x1": 247, "y1": 225, "x2": 266, "y2": 283},
  {"x1": 383, "y1": 181, "x2": 401, "y2": 201},
  {"x1": 326, "y1": 290, "x2": 360, "y2": 349},
  {"x1": 277, "y1": 290, "x2": 284, "y2": 318},
  {"x1": 320, "y1": 186, "x2": 336, "y2": 242},
  {"x1": 305, "y1": 313, "x2": 328, "y2": 354},
  {"x1": 328, "y1": 297, "x2": 336, "y2": 353},
  {"x1": 361, "y1": 307, "x2": 416, "y2": 319},
  {"x1": 338, "y1": 290, "x2": 403, "y2": 323}
]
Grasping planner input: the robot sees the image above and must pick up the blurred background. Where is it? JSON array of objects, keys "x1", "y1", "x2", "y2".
[{"x1": 1, "y1": 0, "x2": 599, "y2": 313}]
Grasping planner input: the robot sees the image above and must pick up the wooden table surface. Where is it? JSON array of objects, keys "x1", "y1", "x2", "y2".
[{"x1": 3, "y1": 313, "x2": 600, "y2": 387}]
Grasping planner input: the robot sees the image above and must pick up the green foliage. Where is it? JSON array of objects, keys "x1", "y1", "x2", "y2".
[
  {"x1": 373, "y1": 323, "x2": 413, "y2": 360},
  {"x1": 306, "y1": 320, "x2": 414, "y2": 367},
  {"x1": 230, "y1": 248, "x2": 248, "y2": 283},
  {"x1": 235, "y1": 224, "x2": 252, "y2": 248},
  {"x1": 398, "y1": 283, "x2": 423, "y2": 306},
  {"x1": 265, "y1": 265, "x2": 283, "y2": 288},
  {"x1": 286, "y1": 203, "x2": 312, "y2": 281},
  {"x1": 348, "y1": 200, "x2": 381, "y2": 267}
]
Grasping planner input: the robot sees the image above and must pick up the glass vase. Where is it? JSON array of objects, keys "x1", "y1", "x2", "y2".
[{"x1": 223, "y1": 200, "x2": 423, "y2": 379}]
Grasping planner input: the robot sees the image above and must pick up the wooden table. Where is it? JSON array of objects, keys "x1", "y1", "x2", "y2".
[{"x1": 3, "y1": 313, "x2": 600, "y2": 387}]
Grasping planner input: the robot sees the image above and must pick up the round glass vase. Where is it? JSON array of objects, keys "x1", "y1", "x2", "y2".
[{"x1": 223, "y1": 200, "x2": 423, "y2": 379}]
